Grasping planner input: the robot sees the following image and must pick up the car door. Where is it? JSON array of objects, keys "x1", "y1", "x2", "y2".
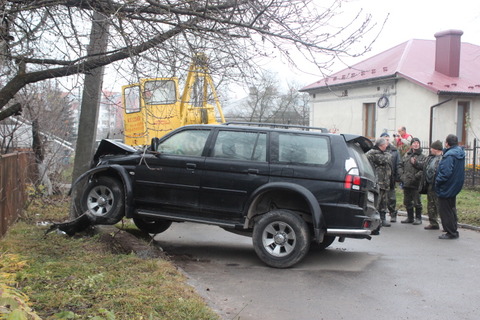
[
  {"x1": 200, "y1": 129, "x2": 269, "y2": 221},
  {"x1": 133, "y1": 128, "x2": 211, "y2": 214}
]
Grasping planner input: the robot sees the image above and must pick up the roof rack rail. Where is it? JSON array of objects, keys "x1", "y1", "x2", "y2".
[{"x1": 222, "y1": 121, "x2": 329, "y2": 133}]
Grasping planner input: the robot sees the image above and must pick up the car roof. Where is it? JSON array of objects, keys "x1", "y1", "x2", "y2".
[{"x1": 180, "y1": 123, "x2": 373, "y2": 152}]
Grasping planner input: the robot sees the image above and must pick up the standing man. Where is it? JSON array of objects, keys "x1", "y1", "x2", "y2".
[
  {"x1": 436, "y1": 134, "x2": 465, "y2": 239},
  {"x1": 399, "y1": 137, "x2": 426, "y2": 225},
  {"x1": 418, "y1": 140, "x2": 443, "y2": 230},
  {"x1": 366, "y1": 138, "x2": 392, "y2": 227},
  {"x1": 394, "y1": 126, "x2": 413, "y2": 156},
  {"x1": 380, "y1": 132, "x2": 400, "y2": 222}
]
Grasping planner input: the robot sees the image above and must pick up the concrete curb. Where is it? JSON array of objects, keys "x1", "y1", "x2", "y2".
[{"x1": 396, "y1": 210, "x2": 480, "y2": 231}]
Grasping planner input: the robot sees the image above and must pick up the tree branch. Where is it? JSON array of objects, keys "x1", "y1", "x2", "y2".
[
  {"x1": 0, "y1": 17, "x2": 199, "y2": 111},
  {"x1": 0, "y1": 103, "x2": 22, "y2": 121}
]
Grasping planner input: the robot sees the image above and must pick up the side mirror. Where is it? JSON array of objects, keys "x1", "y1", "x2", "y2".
[{"x1": 150, "y1": 137, "x2": 160, "y2": 151}]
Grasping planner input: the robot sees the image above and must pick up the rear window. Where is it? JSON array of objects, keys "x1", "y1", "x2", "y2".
[
  {"x1": 348, "y1": 142, "x2": 375, "y2": 179},
  {"x1": 275, "y1": 133, "x2": 330, "y2": 165}
]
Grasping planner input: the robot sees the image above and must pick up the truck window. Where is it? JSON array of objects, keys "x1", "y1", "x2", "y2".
[
  {"x1": 124, "y1": 86, "x2": 140, "y2": 113},
  {"x1": 143, "y1": 80, "x2": 177, "y2": 105}
]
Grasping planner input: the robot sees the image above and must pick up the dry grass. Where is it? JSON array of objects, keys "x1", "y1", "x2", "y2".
[
  {"x1": 396, "y1": 187, "x2": 480, "y2": 226},
  {"x1": 0, "y1": 196, "x2": 219, "y2": 320}
]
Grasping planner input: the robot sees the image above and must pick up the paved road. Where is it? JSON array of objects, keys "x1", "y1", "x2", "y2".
[{"x1": 154, "y1": 221, "x2": 480, "y2": 320}]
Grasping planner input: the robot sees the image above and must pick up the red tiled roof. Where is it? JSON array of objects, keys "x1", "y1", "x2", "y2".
[{"x1": 301, "y1": 39, "x2": 480, "y2": 95}]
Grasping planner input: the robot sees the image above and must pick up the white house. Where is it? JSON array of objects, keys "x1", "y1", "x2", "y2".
[{"x1": 300, "y1": 30, "x2": 480, "y2": 147}]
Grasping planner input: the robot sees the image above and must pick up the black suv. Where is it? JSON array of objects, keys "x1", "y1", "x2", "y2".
[{"x1": 72, "y1": 123, "x2": 381, "y2": 268}]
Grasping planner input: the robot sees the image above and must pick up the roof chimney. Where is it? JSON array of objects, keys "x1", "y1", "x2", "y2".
[{"x1": 434, "y1": 29, "x2": 463, "y2": 77}]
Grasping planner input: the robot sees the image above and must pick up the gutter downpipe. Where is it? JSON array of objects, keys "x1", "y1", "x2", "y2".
[{"x1": 429, "y1": 98, "x2": 453, "y2": 144}]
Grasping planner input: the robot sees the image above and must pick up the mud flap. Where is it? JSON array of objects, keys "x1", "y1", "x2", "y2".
[{"x1": 45, "y1": 212, "x2": 95, "y2": 236}]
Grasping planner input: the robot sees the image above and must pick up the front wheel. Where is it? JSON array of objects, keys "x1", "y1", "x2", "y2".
[
  {"x1": 133, "y1": 218, "x2": 172, "y2": 234},
  {"x1": 252, "y1": 209, "x2": 310, "y2": 268},
  {"x1": 80, "y1": 176, "x2": 125, "y2": 225}
]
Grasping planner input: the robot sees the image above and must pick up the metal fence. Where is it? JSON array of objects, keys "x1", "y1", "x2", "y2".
[
  {"x1": 463, "y1": 139, "x2": 480, "y2": 187},
  {"x1": 420, "y1": 139, "x2": 480, "y2": 187},
  {"x1": 0, "y1": 152, "x2": 37, "y2": 238}
]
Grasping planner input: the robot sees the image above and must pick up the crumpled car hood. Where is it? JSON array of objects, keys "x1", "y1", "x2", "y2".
[{"x1": 93, "y1": 139, "x2": 138, "y2": 164}]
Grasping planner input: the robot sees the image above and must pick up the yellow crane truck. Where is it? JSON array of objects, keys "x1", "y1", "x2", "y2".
[{"x1": 122, "y1": 54, "x2": 225, "y2": 146}]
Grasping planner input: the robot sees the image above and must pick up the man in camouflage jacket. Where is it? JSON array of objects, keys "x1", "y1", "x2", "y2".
[
  {"x1": 398, "y1": 137, "x2": 426, "y2": 225},
  {"x1": 366, "y1": 138, "x2": 392, "y2": 227}
]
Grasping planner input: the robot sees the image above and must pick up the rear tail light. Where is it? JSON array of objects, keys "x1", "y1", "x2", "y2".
[
  {"x1": 363, "y1": 220, "x2": 372, "y2": 229},
  {"x1": 344, "y1": 169, "x2": 361, "y2": 190}
]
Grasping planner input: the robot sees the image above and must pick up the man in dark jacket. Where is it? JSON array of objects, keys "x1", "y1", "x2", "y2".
[
  {"x1": 435, "y1": 134, "x2": 465, "y2": 239},
  {"x1": 399, "y1": 137, "x2": 426, "y2": 224}
]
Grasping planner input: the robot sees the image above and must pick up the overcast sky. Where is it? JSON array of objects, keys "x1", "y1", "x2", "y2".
[{"x1": 290, "y1": 0, "x2": 480, "y2": 87}]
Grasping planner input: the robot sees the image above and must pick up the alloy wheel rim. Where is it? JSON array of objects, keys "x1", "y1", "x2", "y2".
[{"x1": 262, "y1": 221, "x2": 296, "y2": 257}]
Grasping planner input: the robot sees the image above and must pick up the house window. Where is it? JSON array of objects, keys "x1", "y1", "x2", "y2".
[
  {"x1": 363, "y1": 103, "x2": 376, "y2": 139},
  {"x1": 456, "y1": 101, "x2": 470, "y2": 146}
]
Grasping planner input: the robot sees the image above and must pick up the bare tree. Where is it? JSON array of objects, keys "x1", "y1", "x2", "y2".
[
  {"x1": 1, "y1": 0, "x2": 386, "y2": 184},
  {"x1": 226, "y1": 74, "x2": 310, "y2": 125},
  {"x1": 1, "y1": 0, "x2": 385, "y2": 117},
  {"x1": 274, "y1": 83, "x2": 310, "y2": 126},
  {"x1": 234, "y1": 72, "x2": 280, "y2": 122}
]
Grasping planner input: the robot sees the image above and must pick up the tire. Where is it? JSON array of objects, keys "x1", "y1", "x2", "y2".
[
  {"x1": 133, "y1": 218, "x2": 172, "y2": 234},
  {"x1": 80, "y1": 176, "x2": 125, "y2": 225},
  {"x1": 311, "y1": 235, "x2": 336, "y2": 251},
  {"x1": 252, "y1": 209, "x2": 311, "y2": 268}
]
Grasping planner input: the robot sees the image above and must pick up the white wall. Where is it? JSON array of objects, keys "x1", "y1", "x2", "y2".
[
  {"x1": 310, "y1": 80, "x2": 397, "y2": 135},
  {"x1": 309, "y1": 77, "x2": 480, "y2": 147},
  {"x1": 390, "y1": 79, "x2": 438, "y2": 141}
]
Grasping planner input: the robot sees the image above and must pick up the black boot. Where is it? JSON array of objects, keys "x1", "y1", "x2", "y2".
[
  {"x1": 380, "y1": 211, "x2": 391, "y2": 227},
  {"x1": 390, "y1": 211, "x2": 397, "y2": 223},
  {"x1": 401, "y1": 208, "x2": 414, "y2": 223},
  {"x1": 413, "y1": 207, "x2": 423, "y2": 225}
]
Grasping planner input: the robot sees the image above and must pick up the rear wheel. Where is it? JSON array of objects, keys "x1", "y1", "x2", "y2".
[
  {"x1": 133, "y1": 218, "x2": 172, "y2": 234},
  {"x1": 80, "y1": 176, "x2": 125, "y2": 225},
  {"x1": 252, "y1": 209, "x2": 310, "y2": 268}
]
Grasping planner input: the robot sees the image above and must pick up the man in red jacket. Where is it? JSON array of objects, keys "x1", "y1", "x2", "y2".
[{"x1": 394, "y1": 126, "x2": 413, "y2": 155}]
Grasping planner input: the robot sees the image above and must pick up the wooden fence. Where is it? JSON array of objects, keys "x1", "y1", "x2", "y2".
[{"x1": 0, "y1": 152, "x2": 37, "y2": 238}]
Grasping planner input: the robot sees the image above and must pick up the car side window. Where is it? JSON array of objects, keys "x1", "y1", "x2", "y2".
[
  {"x1": 278, "y1": 133, "x2": 330, "y2": 165},
  {"x1": 157, "y1": 129, "x2": 210, "y2": 156},
  {"x1": 213, "y1": 131, "x2": 267, "y2": 161}
]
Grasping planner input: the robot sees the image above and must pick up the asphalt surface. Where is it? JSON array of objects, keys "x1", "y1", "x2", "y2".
[{"x1": 154, "y1": 219, "x2": 480, "y2": 320}]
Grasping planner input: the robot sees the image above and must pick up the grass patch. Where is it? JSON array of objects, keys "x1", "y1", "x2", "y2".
[
  {"x1": 0, "y1": 196, "x2": 219, "y2": 320},
  {"x1": 395, "y1": 186, "x2": 480, "y2": 226}
]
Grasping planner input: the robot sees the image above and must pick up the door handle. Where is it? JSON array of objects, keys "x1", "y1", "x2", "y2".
[
  {"x1": 248, "y1": 168, "x2": 259, "y2": 174},
  {"x1": 186, "y1": 163, "x2": 197, "y2": 170}
]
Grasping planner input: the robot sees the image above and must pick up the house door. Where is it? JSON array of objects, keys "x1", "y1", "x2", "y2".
[
  {"x1": 457, "y1": 101, "x2": 470, "y2": 146},
  {"x1": 363, "y1": 103, "x2": 376, "y2": 139}
]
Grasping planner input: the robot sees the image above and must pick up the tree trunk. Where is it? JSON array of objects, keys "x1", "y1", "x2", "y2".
[
  {"x1": 70, "y1": 12, "x2": 109, "y2": 217},
  {"x1": 71, "y1": 11, "x2": 110, "y2": 184}
]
